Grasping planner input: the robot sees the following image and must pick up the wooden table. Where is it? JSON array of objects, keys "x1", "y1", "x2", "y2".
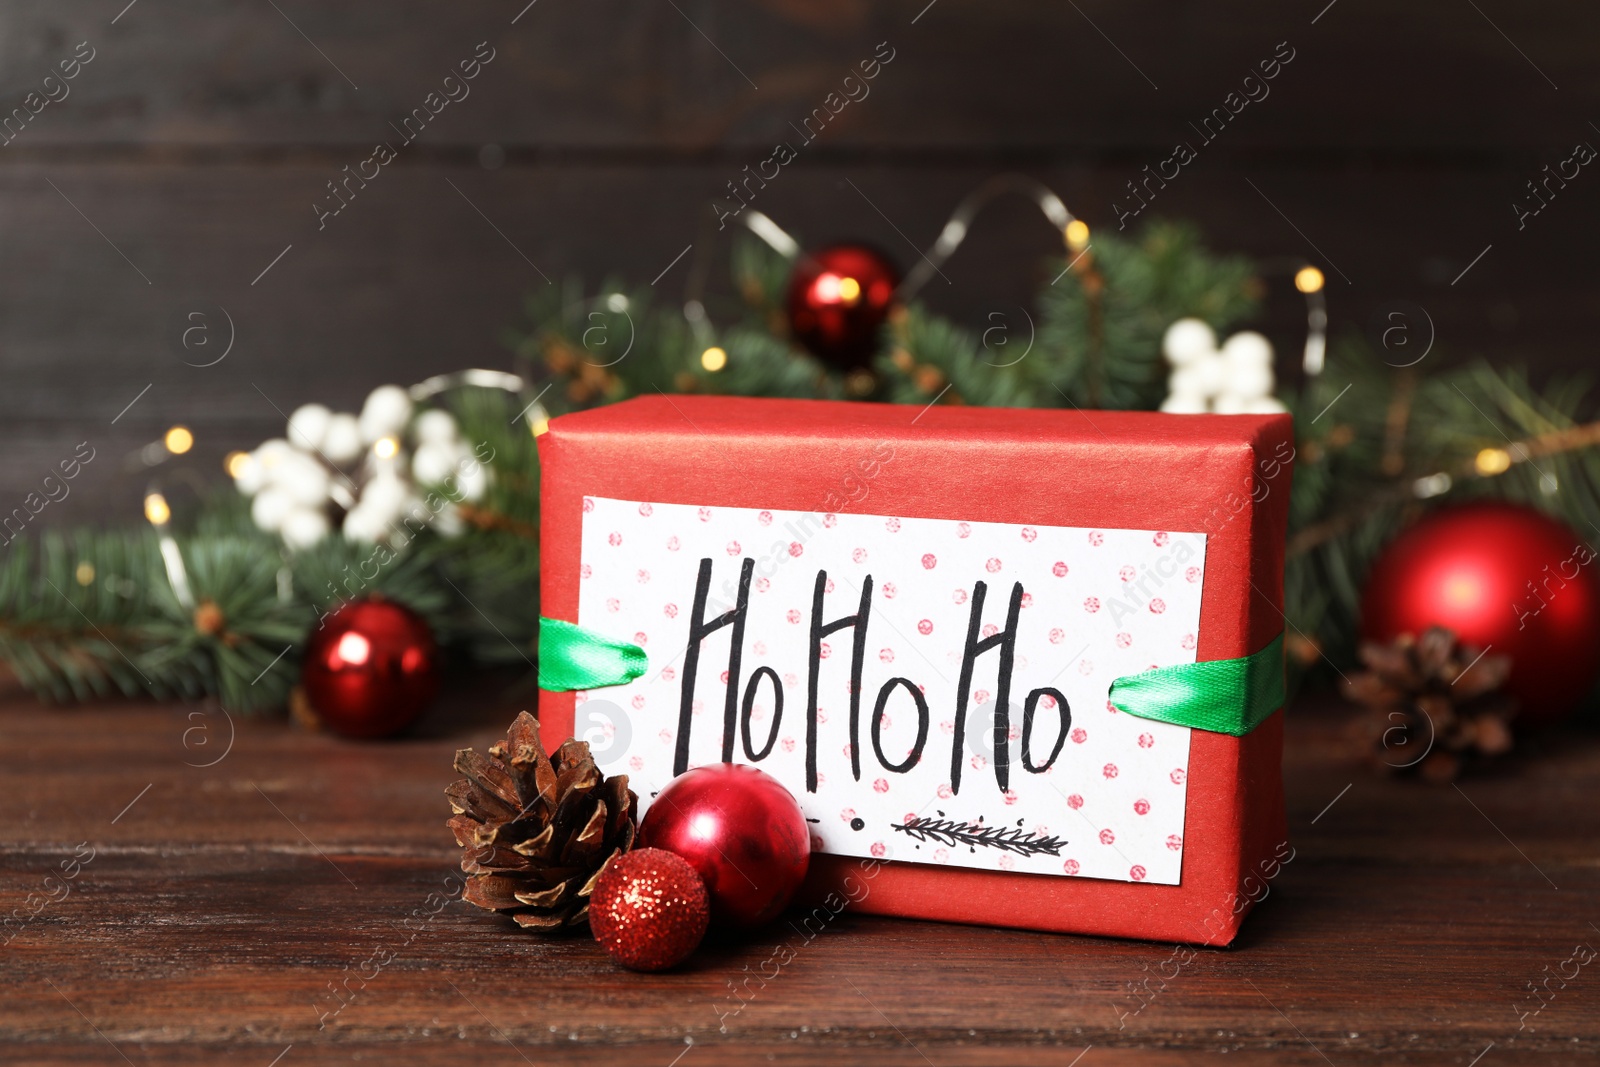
[{"x1": 2, "y1": 683, "x2": 1596, "y2": 1066}]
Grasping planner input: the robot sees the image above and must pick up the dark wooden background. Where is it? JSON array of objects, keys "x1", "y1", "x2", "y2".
[
  {"x1": 3, "y1": 0, "x2": 1597, "y2": 522},
  {"x1": 4, "y1": 686, "x2": 1598, "y2": 1065}
]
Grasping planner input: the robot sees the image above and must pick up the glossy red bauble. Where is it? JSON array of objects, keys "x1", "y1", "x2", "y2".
[
  {"x1": 1361, "y1": 502, "x2": 1600, "y2": 726},
  {"x1": 638, "y1": 763, "x2": 811, "y2": 929},
  {"x1": 301, "y1": 596, "x2": 440, "y2": 739},
  {"x1": 589, "y1": 848, "x2": 711, "y2": 972},
  {"x1": 784, "y1": 243, "x2": 898, "y2": 371}
]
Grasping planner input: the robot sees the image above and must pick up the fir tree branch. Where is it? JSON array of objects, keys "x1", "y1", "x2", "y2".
[
  {"x1": 1288, "y1": 414, "x2": 1600, "y2": 558},
  {"x1": 9, "y1": 217, "x2": 1598, "y2": 712},
  {"x1": 892, "y1": 815, "x2": 1067, "y2": 857},
  {"x1": 455, "y1": 503, "x2": 539, "y2": 540}
]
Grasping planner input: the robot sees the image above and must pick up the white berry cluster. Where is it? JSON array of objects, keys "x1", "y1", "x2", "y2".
[
  {"x1": 1159, "y1": 318, "x2": 1288, "y2": 415},
  {"x1": 231, "y1": 385, "x2": 489, "y2": 548}
]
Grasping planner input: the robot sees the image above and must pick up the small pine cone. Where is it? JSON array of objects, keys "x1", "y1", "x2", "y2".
[
  {"x1": 445, "y1": 711, "x2": 636, "y2": 932},
  {"x1": 1344, "y1": 626, "x2": 1516, "y2": 782}
]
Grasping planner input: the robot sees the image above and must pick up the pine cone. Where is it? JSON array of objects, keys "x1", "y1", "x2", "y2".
[
  {"x1": 1344, "y1": 626, "x2": 1516, "y2": 783},
  {"x1": 446, "y1": 711, "x2": 637, "y2": 931}
]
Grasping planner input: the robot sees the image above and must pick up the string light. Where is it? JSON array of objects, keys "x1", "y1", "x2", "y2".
[
  {"x1": 75, "y1": 561, "x2": 95, "y2": 586},
  {"x1": 144, "y1": 490, "x2": 193, "y2": 608},
  {"x1": 700, "y1": 346, "x2": 728, "y2": 372},
  {"x1": 373, "y1": 436, "x2": 399, "y2": 459},
  {"x1": 895, "y1": 174, "x2": 1080, "y2": 300},
  {"x1": 224, "y1": 451, "x2": 251, "y2": 479},
  {"x1": 524, "y1": 400, "x2": 551, "y2": 437},
  {"x1": 836, "y1": 276, "x2": 862, "y2": 303},
  {"x1": 1294, "y1": 266, "x2": 1325, "y2": 294},
  {"x1": 1474, "y1": 447, "x2": 1512, "y2": 475},
  {"x1": 164, "y1": 426, "x2": 194, "y2": 455},
  {"x1": 1292, "y1": 264, "x2": 1329, "y2": 376},
  {"x1": 1412, "y1": 472, "x2": 1453, "y2": 499}
]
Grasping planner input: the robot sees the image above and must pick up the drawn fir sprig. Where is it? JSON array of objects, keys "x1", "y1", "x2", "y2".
[{"x1": 892, "y1": 814, "x2": 1067, "y2": 857}]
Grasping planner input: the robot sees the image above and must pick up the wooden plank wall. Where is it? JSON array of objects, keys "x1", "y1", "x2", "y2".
[{"x1": 1, "y1": 0, "x2": 1595, "y2": 523}]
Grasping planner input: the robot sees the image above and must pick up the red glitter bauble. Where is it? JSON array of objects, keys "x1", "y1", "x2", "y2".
[
  {"x1": 1361, "y1": 502, "x2": 1600, "y2": 726},
  {"x1": 784, "y1": 243, "x2": 898, "y2": 371},
  {"x1": 589, "y1": 848, "x2": 710, "y2": 972},
  {"x1": 301, "y1": 596, "x2": 440, "y2": 739},
  {"x1": 639, "y1": 763, "x2": 811, "y2": 930}
]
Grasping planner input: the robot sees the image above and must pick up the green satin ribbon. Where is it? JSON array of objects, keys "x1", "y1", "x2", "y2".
[
  {"x1": 537, "y1": 617, "x2": 648, "y2": 692},
  {"x1": 1108, "y1": 632, "x2": 1285, "y2": 737},
  {"x1": 540, "y1": 613, "x2": 1283, "y2": 737}
]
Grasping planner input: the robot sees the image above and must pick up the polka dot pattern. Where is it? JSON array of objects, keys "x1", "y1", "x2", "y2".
[{"x1": 577, "y1": 497, "x2": 1205, "y2": 887}]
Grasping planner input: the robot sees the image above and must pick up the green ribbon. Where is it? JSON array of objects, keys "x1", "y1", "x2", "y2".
[
  {"x1": 540, "y1": 613, "x2": 1282, "y2": 737},
  {"x1": 537, "y1": 617, "x2": 648, "y2": 692},
  {"x1": 1108, "y1": 632, "x2": 1285, "y2": 737}
]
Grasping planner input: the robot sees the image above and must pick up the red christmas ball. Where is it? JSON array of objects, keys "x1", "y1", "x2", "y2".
[
  {"x1": 639, "y1": 763, "x2": 811, "y2": 930},
  {"x1": 785, "y1": 243, "x2": 898, "y2": 371},
  {"x1": 589, "y1": 848, "x2": 710, "y2": 972},
  {"x1": 301, "y1": 596, "x2": 440, "y2": 739},
  {"x1": 1361, "y1": 502, "x2": 1600, "y2": 726}
]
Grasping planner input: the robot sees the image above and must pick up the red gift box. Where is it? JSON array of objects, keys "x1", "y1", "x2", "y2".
[{"x1": 538, "y1": 395, "x2": 1293, "y2": 945}]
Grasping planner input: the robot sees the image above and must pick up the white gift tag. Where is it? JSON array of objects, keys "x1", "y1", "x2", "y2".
[{"x1": 576, "y1": 497, "x2": 1206, "y2": 885}]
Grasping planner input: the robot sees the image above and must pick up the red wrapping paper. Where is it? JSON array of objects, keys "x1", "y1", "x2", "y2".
[{"x1": 538, "y1": 395, "x2": 1293, "y2": 944}]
